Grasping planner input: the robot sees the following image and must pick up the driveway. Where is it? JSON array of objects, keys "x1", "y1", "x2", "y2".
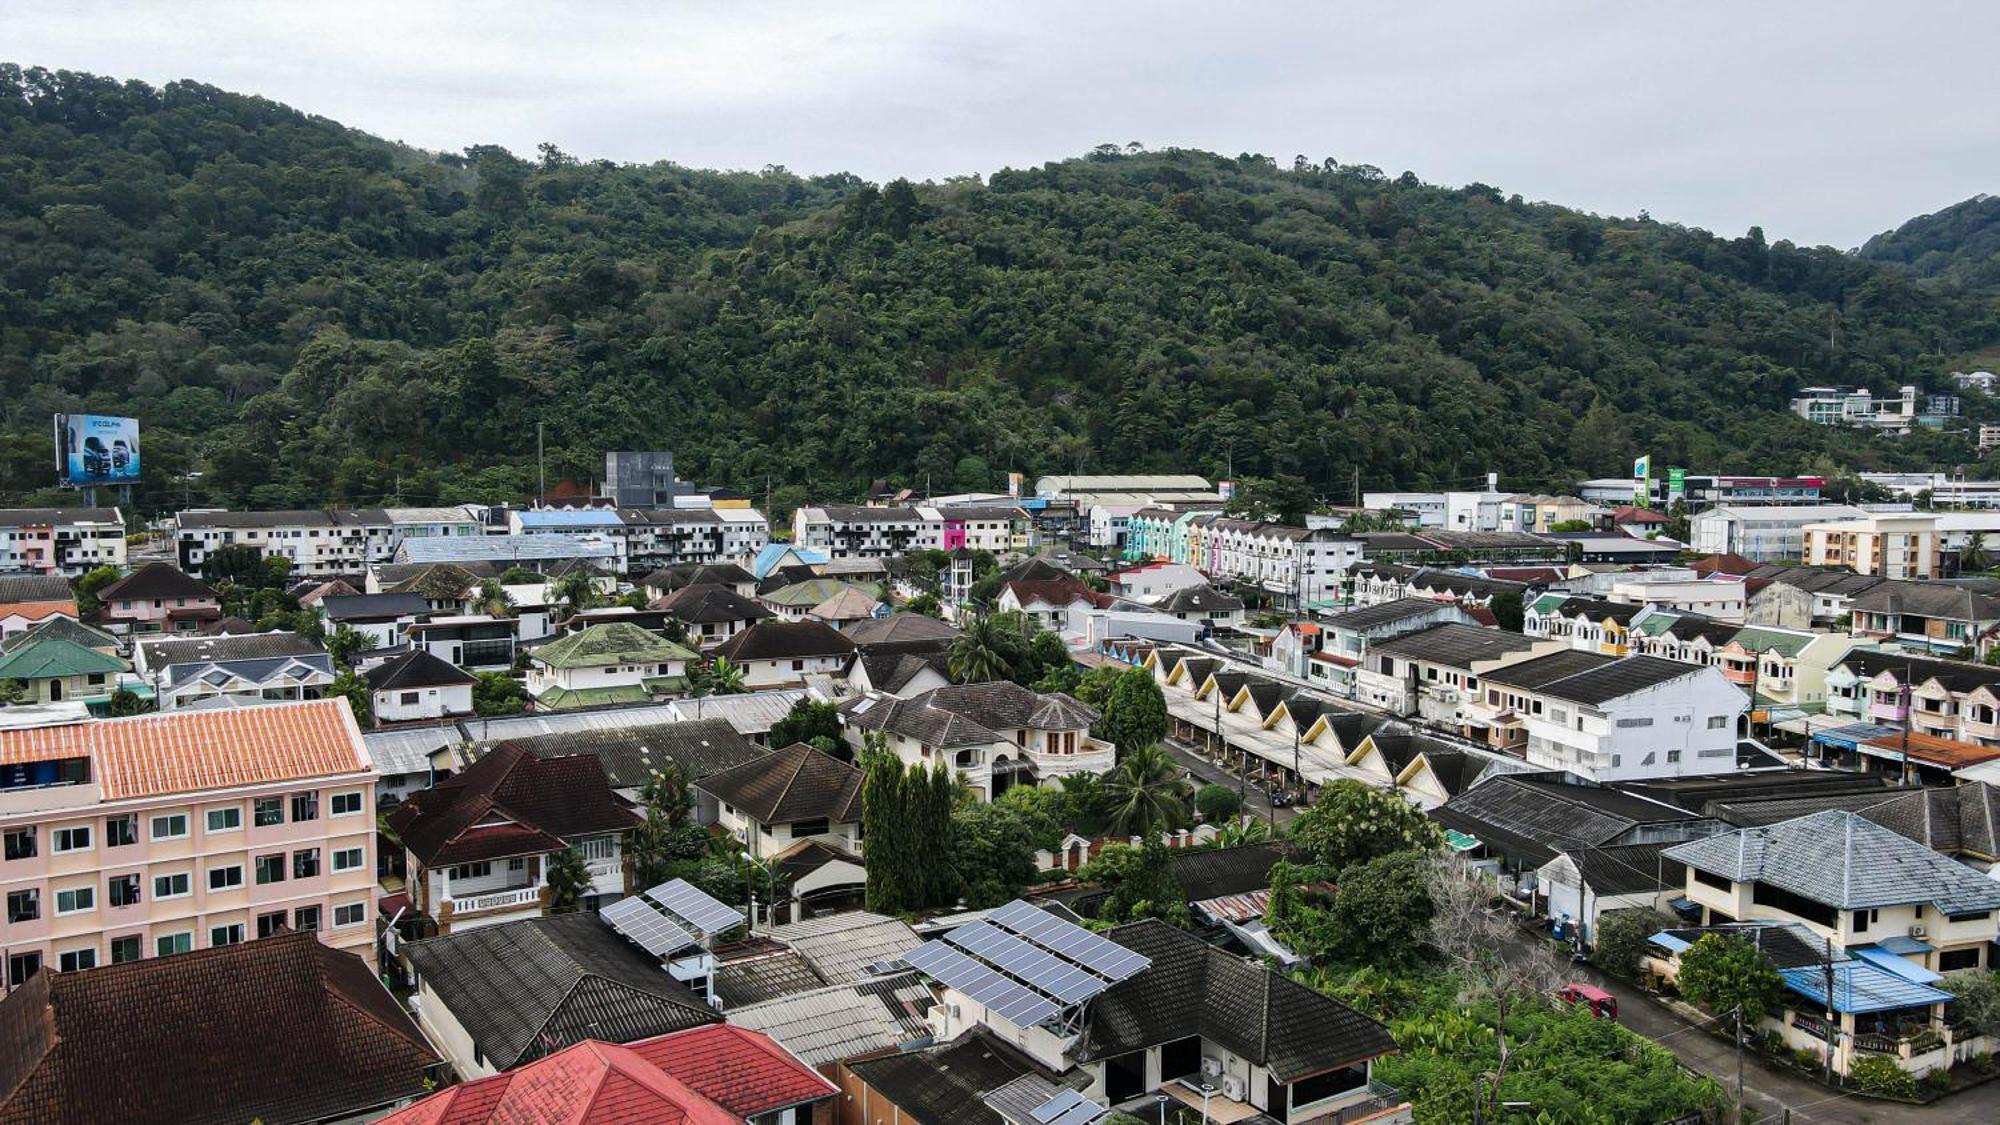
[
  {"x1": 1161, "y1": 736, "x2": 1301, "y2": 829},
  {"x1": 1581, "y1": 966, "x2": 2000, "y2": 1123}
]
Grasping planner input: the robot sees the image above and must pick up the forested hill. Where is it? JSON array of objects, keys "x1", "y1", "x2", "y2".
[
  {"x1": 4, "y1": 65, "x2": 1998, "y2": 517},
  {"x1": 1861, "y1": 194, "x2": 2000, "y2": 289}
]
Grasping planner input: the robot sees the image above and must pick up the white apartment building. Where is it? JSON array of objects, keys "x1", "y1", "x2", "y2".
[
  {"x1": 0, "y1": 509, "x2": 127, "y2": 577},
  {"x1": 616, "y1": 508, "x2": 770, "y2": 568},
  {"x1": 1688, "y1": 504, "x2": 1869, "y2": 561},
  {"x1": 1479, "y1": 652, "x2": 1747, "y2": 782},
  {"x1": 791, "y1": 505, "x2": 938, "y2": 559},
  {"x1": 1606, "y1": 576, "x2": 1748, "y2": 624},
  {"x1": 1802, "y1": 514, "x2": 1942, "y2": 579},
  {"x1": 1187, "y1": 516, "x2": 1362, "y2": 610}
]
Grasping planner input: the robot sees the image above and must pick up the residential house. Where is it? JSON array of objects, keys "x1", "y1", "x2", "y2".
[
  {"x1": 640, "y1": 561, "x2": 760, "y2": 599},
  {"x1": 1106, "y1": 561, "x2": 1209, "y2": 602},
  {"x1": 1303, "y1": 598, "x2": 1479, "y2": 696},
  {"x1": 807, "y1": 584, "x2": 885, "y2": 630},
  {"x1": 1350, "y1": 622, "x2": 1551, "y2": 727},
  {"x1": 1524, "y1": 595, "x2": 1643, "y2": 654},
  {"x1": 1476, "y1": 651, "x2": 1747, "y2": 781},
  {"x1": 0, "y1": 930, "x2": 439, "y2": 1125},
  {"x1": 134, "y1": 632, "x2": 334, "y2": 712},
  {"x1": 1817, "y1": 649, "x2": 2000, "y2": 744},
  {"x1": 840, "y1": 681, "x2": 1111, "y2": 801},
  {"x1": 0, "y1": 509, "x2": 126, "y2": 577},
  {"x1": 1626, "y1": 612, "x2": 1740, "y2": 668},
  {"x1": 1862, "y1": 781, "x2": 2000, "y2": 870},
  {"x1": 383, "y1": 561, "x2": 480, "y2": 614},
  {"x1": 1183, "y1": 515, "x2": 1363, "y2": 611},
  {"x1": 845, "y1": 613, "x2": 958, "y2": 698},
  {"x1": 709, "y1": 621, "x2": 857, "y2": 690},
  {"x1": 0, "y1": 617, "x2": 117, "y2": 661},
  {"x1": 1151, "y1": 583, "x2": 1245, "y2": 630},
  {"x1": 617, "y1": 507, "x2": 771, "y2": 570},
  {"x1": 928, "y1": 504, "x2": 1032, "y2": 553},
  {"x1": 1690, "y1": 505, "x2": 1869, "y2": 561},
  {"x1": 1847, "y1": 580, "x2": 2000, "y2": 657},
  {"x1": 1534, "y1": 842, "x2": 1680, "y2": 945},
  {"x1": 791, "y1": 505, "x2": 936, "y2": 560},
  {"x1": 377, "y1": 1025, "x2": 833, "y2": 1125},
  {"x1": 399, "y1": 912, "x2": 721, "y2": 1077},
  {"x1": 1660, "y1": 810, "x2": 2000, "y2": 1077},
  {"x1": 655, "y1": 582, "x2": 774, "y2": 647},
  {"x1": 1606, "y1": 575, "x2": 1748, "y2": 623},
  {"x1": 1741, "y1": 565, "x2": 1885, "y2": 628},
  {"x1": 1498, "y1": 493, "x2": 1604, "y2": 533},
  {"x1": 317, "y1": 591, "x2": 431, "y2": 649},
  {"x1": 175, "y1": 509, "x2": 379, "y2": 579},
  {"x1": 404, "y1": 613, "x2": 521, "y2": 671},
  {"x1": 1711, "y1": 626, "x2": 1852, "y2": 721},
  {"x1": 1342, "y1": 728, "x2": 1532, "y2": 810},
  {"x1": 524, "y1": 621, "x2": 699, "y2": 709},
  {"x1": 698, "y1": 742, "x2": 864, "y2": 861},
  {"x1": 762, "y1": 577, "x2": 874, "y2": 620},
  {"x1": 1347, "y1": 563, "x2": 1528, "y2": 611},
  {"x1": 726, "y1": 972, "x2": 935, "y2": 1073},
  {"x1": 94, "y1": 562, "x2": 220, "y2": 637},
  {"x1": 899, "y1": 903, "x2": 1403, "y2": 1123},
  {"x1": 497, "y1": 717, "x2": 767, "y2": 819},
  {"x1": 387, "y1": 742, "x2": 637, "y2": 933},
  {"x1": 1611, "y1": 505, "x2": 1670, "y2": 538},
  {"x1": 0, "y1": 699, "x2": 379, "y2": 989},
  {"x1": 0, "y1": 636, "x2": 124, "y2": 706},
  {"x1": 366, "y1": 650, "x2": 477, "y2": 725},
  {"x1": 0, "y1": 575, "x2": 80, "y2": 638}
]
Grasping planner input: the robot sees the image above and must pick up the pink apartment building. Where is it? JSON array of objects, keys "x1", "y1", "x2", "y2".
[{"x1": 0, "y1": 698, "x2": 378, "y2": 991}]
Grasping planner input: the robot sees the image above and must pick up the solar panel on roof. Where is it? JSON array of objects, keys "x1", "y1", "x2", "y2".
[
  {"x1": 644, "y1": 877, "x2": 744, "y2": 938},
  {"x1": 1032, "y1": 1090, "x2": 1084, "y2": 1123},
  {"x1": 904, "y1": 941, "x2": 1060, "y2": 1028},
  {"x1": 987, "y1": 900, "x2": 1151, "y2": 981},
  {"x1": 601, "y1": 895, "x2": 698, "y2": 957}
]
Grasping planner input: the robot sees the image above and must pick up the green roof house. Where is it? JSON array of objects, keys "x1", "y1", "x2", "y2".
[
  {"x1": 525, "y1": 622, "x2": 699, "y2": 710},
  {"x1": 759, "y1": 579, "x2": 879, "y2": 619},
  {"x1": 0, "y1": 636, "x2": 126, "y2": 706}
]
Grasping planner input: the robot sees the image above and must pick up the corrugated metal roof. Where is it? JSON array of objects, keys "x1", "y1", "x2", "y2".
[{"x1": 363, "y1": 725, "x2": 459, "y2": 777}]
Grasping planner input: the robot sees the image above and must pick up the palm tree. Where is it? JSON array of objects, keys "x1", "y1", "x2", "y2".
[
  {"x1": 544, "y1": 845, "x2": 594, "y2": 913},
  {"x1": 1212, "y1": 817, "x2": 1270, "y2": 847},
  {"x1": 1104, "y1": 743, "x2": 1190, "y2": 838},
  {"x1": 552, "y1": 570, "x2": 600, "y2": 616},
  {"x1": 948, "y1": 613, "x2": 1009, "y2": 683},
  {"x1": 474, "y1": 578, "x2": 514, "y2": 618},
  {"x1": 707, "y1": 656, "x2": 747, "y2": 695},
  {"x1": 1965, "y1": 532, "x2": 1990, "y2": 574}
]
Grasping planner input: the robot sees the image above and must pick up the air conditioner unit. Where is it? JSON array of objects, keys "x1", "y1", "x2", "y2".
[
  {"x1": 1222, "y1": 1074, "x2": 1246, "y2": 1102},
  {"x1": 1909, "y1": 925, "x2": 1928, "y2": 938},
  {"x1": 1200, "y1": 1057, "x2": 1223, "y2": 1080}
]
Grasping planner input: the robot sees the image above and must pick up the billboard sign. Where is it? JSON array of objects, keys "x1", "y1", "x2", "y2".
[
  {"x1": 1218, "y1": 479, "x2": 1237, "y2": 501},
  {"x1": 55, "y1": 414, "x2": 141, "y2": 487},
  {"x1": 1631, "y1": 454, "x2": 1651, "y2": 504},
  {"x1": 1667, "y1": 467, "x2": 1687, "y2": 502},
  {"x1": 1007, "y1": 471, "x2": 1023, "y2": 498}
]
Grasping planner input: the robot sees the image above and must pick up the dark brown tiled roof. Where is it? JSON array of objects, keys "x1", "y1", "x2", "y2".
[
  {"x1": 1077, "y1": 920, "x2": 1396, "y2": 1082},
  {"x1": 844, "y1": 612, "x2": 959, "y2": 647},
  {"x1": 0, "y1": 931, "x2": 437, "y2": 1125},
  {"x1": 388, "y1": 742, "x2": 637, "y2": 866},
  {"x1": 655, "y1": 583, "x2": 774, "y2": 624},
  {"x1": 98, "y1": 561, "x2": 215, "y2": 602},
  {"x1": 364, "y1": 649, "x2": 479, "y2": 691},
  {"x1": 1168, "y1": 843, "x2": 1291, "y2": 902},
  {"x1": 709, "y1": 619, "x2": 856, "y2": 662},
  {"x1": 697, "y1": 742, "x2": 863, "y2": 825},
  {"x1": 499, "y1": 718, "x2": 767, "y2": 788}
]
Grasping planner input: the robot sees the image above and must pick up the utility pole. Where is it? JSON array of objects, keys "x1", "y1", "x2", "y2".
[
  {"x1": 537, "y1": 422, "x2": 546, "y2": 509},
  {"x1": 1822, "y1": 935, "x2": 1838, "y2": 1086},
  {"x1": 1733, "y1": 1003, "x2": 1745, "y2": 1125}
]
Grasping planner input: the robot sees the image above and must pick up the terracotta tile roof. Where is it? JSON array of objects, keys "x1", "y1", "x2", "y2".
[
  {"x1": 0, "y1": 600, "x2": 74, "y2": 622},
  {"x1": 378, "y1": 1026, "x2": 832, "y2": 1125},
  {"x1": 0, "y1": 930, "x2": 437, "y2": 1125},
  {"x1": 0, "y1": 698, "x2": 368, "y2": 800}
]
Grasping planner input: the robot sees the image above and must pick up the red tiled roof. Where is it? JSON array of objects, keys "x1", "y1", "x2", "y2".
[
  {"x1": 0, "y1": 601, "x2": 75, "y2": 622},
  {"x1": 1003, "y1": 577, "x2": 1093, "y2": 608},
  {"x1": 378, "y1": 1026, "x2": 832, "y2": 1125},
  {"x1": 0, "y1": 698, "x2": 368, "y2": 800}
]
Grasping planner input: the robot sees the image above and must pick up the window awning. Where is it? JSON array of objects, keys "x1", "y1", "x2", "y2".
[
  {"x1": 1851, "y1": 946, "x2": 1943, "y2": 984},
  {"x1": 1873, "y1": 934, "x2": 1934, "y2": 955},
  {"x1": 1779, "y1": 961, "x2": 1954, "y2": 1015},
  {"x1": 1649, "y1": 931, "x2": 1692, "y2": 953}
]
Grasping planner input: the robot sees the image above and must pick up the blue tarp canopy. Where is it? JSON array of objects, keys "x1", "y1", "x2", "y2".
[
  {"x1": 1808, "y1": 723, "x2": 1903, "y2": 752},
  {"x1": 1649, "y1": 931, "x2": 1692, "y2": 953},
  {"x1": 1851, "y1": 947, "x2": 1944, "y2": 984},
  {"x1": 1780, "y1": 961, "x2": 1953, "y2": 1015}
]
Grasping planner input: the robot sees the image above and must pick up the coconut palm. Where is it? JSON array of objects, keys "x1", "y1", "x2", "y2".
[
  {"x1": 1964, "y1": 532, "x2": 1990, "y2": 574},
  {"x1": 707, "y1": 656, "x2": 748, "y2": 695},
  {"x1": 948, "y1": 613, "x2": 1010, "y2": 684},
  {"x1": 543, "y1": 845, "x2": 594, "y2": 913},
  {"x1": 1103, "y1": 743, "x2": 1191, "y2": 837},
  {"x1": 474, "y1": 578, "x2": 514, "y2": 617},
  {"x1": 551, "y1": 569, "x2": 600, "y2": 616}
]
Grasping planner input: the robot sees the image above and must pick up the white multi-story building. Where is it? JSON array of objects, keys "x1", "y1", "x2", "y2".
[
  {"x1": 1362, "y1": 479, "x2": 1506, "y2": 531},
  {"x1": 791, "y1": 505, "x2": 937, "y2": 559},
  {"x1": 0, "y1": 509, "x2": 127, "y2": 576},
  {"x1": 1186, "y1": 516, "x2": 1362, "y2": 611},
  {"x1": 1477, "y1": 651, "x2": 1746, "y2": 782},
  {"x1": 1802, "y1": 514, "x2": 1942, "y2": 579},
  {"x1": 1688, "y1": 504, "x2": 1870, "y2": 561},
  {"x1": 1606, "y1": 575, "x2": 1748, "y2": 623},
  {"x1": 616, "y1": 508, "x2": 769, "y2": 568}
]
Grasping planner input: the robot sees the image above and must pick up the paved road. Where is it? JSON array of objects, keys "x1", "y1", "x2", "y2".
[
  {"x1": 1579, "y1": 962, "x2": 1999, "y2": 1123},
  {"x1": 1161, "y1": 736, "x2": 1301, "y2": 829}
]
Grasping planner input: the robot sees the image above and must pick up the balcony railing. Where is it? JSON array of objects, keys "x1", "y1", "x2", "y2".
[
  {"x1": 449, "y1": 885, "x2": 542, "y2": 914},
  {"x1": 586, "y1": 859, "x2": 623, "y2": 880}
]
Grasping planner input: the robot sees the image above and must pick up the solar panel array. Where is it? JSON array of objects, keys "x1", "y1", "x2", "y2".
[
  {"x1": 1031, "y1": 1089, "x2": 1108, "y2": 1125},
  {"x1": 901, "y1": 899, "x2": 1153, "y2": 1031},
  {"x1": 601, "y1": 895, "x2": 698, "y2": 957},
  {"x1": 988, "y1": 900, "x2": 1151, "y2": 982},
  {"x1": 644, "y1": 878, "x2": 744, "y2": 938}
]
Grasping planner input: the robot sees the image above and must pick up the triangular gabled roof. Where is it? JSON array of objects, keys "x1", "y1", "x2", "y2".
[{"x1": 387, "y1": 743, "x2": 637, "y2": 867}]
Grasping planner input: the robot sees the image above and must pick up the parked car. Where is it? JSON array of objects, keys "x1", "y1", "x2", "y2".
[{"x1": 1557, "y1": 982, "x2": 1618, "y2": 1020}]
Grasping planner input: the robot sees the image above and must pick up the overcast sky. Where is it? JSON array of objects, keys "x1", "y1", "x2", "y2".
[{"x1": 13, "y1": 1, "x2": 1999, "y2": 247}]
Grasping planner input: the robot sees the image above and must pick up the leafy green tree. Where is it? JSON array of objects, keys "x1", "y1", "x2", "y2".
[
  {"x1": 1488, "y1": 590, "x2": 1525, "y2": 632},
  {"x1": 0, "y1": 679, "x2": 25, "y2": 707},
  {"x1": 1964, "y1": 531, "x2": 1991, "y2": 573},
  {"x1": 203, "y1": 544, "x2": 271, "y2": 587},
  {"x1": 906, "y1": 591, "x2": 943, "y2": 618},
  {"x1": 948, "y1": 613, "x2": 1013, "y2": 684},
  {"x1": 1288, "y1": 780, "x2": 1441, "y2": 871},
  {"x1": 768, "y1": 698, "x2": 842, "y2": 748},
  {"x1": 1593, "y1": 908, "x2": 1676, "y2": 980},
  {"x1": 862, "y1": 754, "x2": 957, "y2": 913},
  {"x1": 1070, "y1": 664, "x2": 1124, "y2": 708},
  {"x1": 1211, "y1": 817, "x2": 1270, "y2": 847},
  {"x1": 1946, "y1": 971, "x2": 2000, "y2": 1040},
  {"x1": 1095, "y1": 667, "x2": 1167, "y2": 755},
  {"x1": 1194, "y1": 783, "x2": 1242, "y2": 824},
  {"x1": 474, "y1": 579, "x2": 514, "y2": 617},
  {"x1": 105, "y1": 688, "x2": 149, "y2": 717},
  {"x1": 498, "y1": 566, "x2": 545, "y2": 585},
  {"x1": 1329, "y1": 850, "x2": 1435, "y2": 966},
  {"x1": 1083, "y1": 837, "x2": 1191, "y2": 927},
  {"x1": 950, "y1": 800, "x2": 1050, "y2": 908},
  {"x1": 543, "y1": 845, "x2": 594, "y2": 913},
  {"x1": 706, "y1": 656, "x2": 747, "y2": 695},
  {"x1": 328, "y1": 670, "x2": 373, "y2": 726},
  {"x1": 72, "y1": 565, "x2": 121, "y2": 616},
  {"x1": 1103, "y1": 743, "x2": 1189, "y2": 836},
  {"x1": 472, "y1": 672, "x2": 528, "y2": 717},
  {"x1": 1223, "y1": 474, "x2": 1315, "y2": 524},
  {"x1": 1675, "y1": 933, "x2": 1782, "y2": 1030},
  {"x1": 324, "y1": 626, "x2": 367, "y2": 668}
]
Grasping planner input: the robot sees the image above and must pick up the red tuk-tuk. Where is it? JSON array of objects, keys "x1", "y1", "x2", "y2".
[{"x1": 1557, "y1": 982, "x2": 1618, "y2": 1020}]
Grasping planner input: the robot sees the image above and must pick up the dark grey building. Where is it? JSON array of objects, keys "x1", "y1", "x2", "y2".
[{"x1": 604, "y1": 451, "x2": 695, "y2": 509}]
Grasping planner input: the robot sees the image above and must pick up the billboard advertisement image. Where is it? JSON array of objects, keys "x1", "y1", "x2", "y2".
[{"x1": 55, "y1": 414, "x2": 141, "y2": 486}]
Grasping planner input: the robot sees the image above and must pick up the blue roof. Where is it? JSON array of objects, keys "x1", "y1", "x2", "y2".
[
  {"x1": 751, "y1": 544, "x2": 828, "y2": 579},
  {"x1": 517, "y1": 509, "x2": 622, "y2": 529},
  {"x1": 1851, "y1": 947, "x2": 1944, "y2": 984},
  {"x1": 1873, "y1": 934, "x2": 1934, "y2": 955},
  {"x1": 1808, "y1": 722, "x2": 1903, "y2": 751},
  {"x1": 1649, "y1": 931, "x2": 1692, "y2": 953},
  {"x1": 1779, "y1": 961, "x2": 1954, "y2": 1014}
]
